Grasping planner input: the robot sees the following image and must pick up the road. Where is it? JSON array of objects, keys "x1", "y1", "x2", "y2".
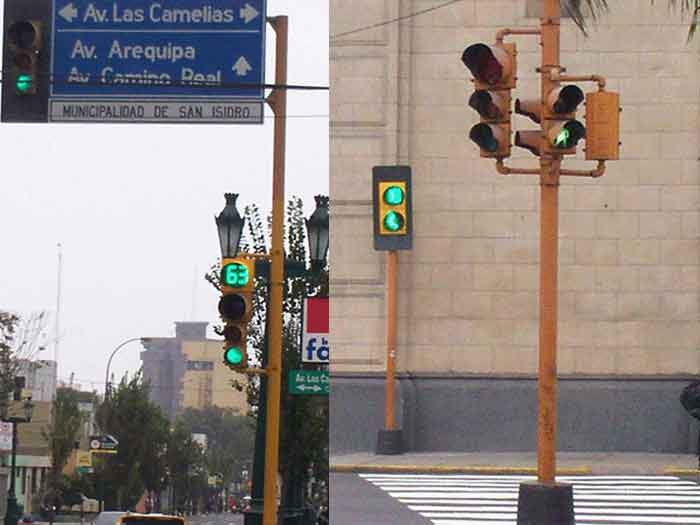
[
  {"x1": 334, "y1": 472, "x2": 700, "y2": 524},
  {"x1": 187, "y1": 512, "x2": 243, "y2": 525},
  {"x1": 330, "y1": 473, "x2": 432, "y2": 525}
]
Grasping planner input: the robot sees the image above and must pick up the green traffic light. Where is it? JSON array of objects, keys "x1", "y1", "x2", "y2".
[
  {"x1": 383, "y1": 186, "x2": 404, "y2": 206},
  {"x1": 554, "y1": 128, "x2": 571, "y2": 148},
  {"x1": 383, "y1": 211, "x2": 405, "y2": 232},
  {"x1": 15, "y1": 74, "x2": 32, "y2": 94},
  {"x1": 224, "y1": 346, "x2": 244, "y2": 366},
  {"x1": 222, "y1": 262, "x2": 249, "y2": 287}
]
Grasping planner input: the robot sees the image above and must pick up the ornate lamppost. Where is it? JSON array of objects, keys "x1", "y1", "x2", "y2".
[{"x1": 5, "y1": 397, "x2": 34, "y2": 525}]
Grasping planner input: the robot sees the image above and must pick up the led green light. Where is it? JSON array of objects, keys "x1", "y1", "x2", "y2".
[
  {"x1": 15, "y1": 74, "x2": 32, "y2": 94},
  {"x1": 222, "y1": 262, "x2": 249, "y2": 288},
  {"x1": 383, "y1": 186, "x2": 404, "y2": 206},
  {"x1": 224, "y1": 346, "x2": 244, "y2": 366},
  {"x1": 554, "y1": 128, "x2": 571, "y2": 148},
  {"x1": 383, "y1": 211, "x2": 404, "y2": 232}
]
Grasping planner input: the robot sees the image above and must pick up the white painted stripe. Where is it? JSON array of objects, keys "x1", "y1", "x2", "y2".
[
  {"x1": 430, "y1": 521, "x2": 512, "y2": 525},
  {"x1": 422, "y1": 512, "x2": 700, "y2": 524},
  {"x1": 361, "y1": 474, "x2": 682, "y2": 480},
  {"x1": 369, "y1": 479, "x2": 698, "y2": 486},
  {"x1": 374, "y1": 484, "x2": 700, "y2": 494},
  {"x1": 392, "y1": 492, "x2": 700, "y2": 501},
  {"x1": 408, "y1": 504, "x2": 700, "y2": 515}
]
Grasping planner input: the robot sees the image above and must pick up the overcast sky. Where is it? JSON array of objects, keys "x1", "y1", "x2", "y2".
[{"x1": 0, "y1": 0, "x2": 328, "y2": 393}]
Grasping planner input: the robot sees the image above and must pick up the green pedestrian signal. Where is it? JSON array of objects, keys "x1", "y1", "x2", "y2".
[
  {"x1": 372, "y1": 166, "x2": 413, "y2": 251},
  {"x1": 383, "y1": 210, "x2": 404, "y2": 232},
  {"x1": 383, "y1": 186, "x2": 404, "y2": 206}
]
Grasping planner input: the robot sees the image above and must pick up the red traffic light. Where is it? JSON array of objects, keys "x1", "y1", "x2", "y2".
[{"x1": 461, "y1": 43, "x2": 514, "y2": 87}]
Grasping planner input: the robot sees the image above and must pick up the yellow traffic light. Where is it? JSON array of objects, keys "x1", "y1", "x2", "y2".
[
  {"x1": 462, "y1": 42, "x2": 516, "y2": 158},
  {"x1": 219, "y1": 256, "x2": 255, "y2": 371},
  {"x1": 543, "y1": 84, "x2": 585, "y2": 155}
]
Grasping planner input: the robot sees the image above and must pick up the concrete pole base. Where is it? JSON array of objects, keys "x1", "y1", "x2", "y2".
[
  {"x1": 517, "y1": 481, "x2": 575, "y2": 525},
  {"x1": 376, "y1": 429, "x2": 403, "y2": 455}
]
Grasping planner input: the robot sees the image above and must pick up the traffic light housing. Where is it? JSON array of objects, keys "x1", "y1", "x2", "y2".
[
  {"x1": 1, "y1": 0, "x2": 51, "y2": 122},
  {"x1": 462, "y1": 42, "x2": 516, "y2": 158},
  {"x1": 543, "y1": 84, "x2": 586, "y2": 155},
  {"x1": 219, "y1": 256, "x2": 255, "y2": 371},
  {"x1": 372, "y1": 165, "x2": 412, "y2": 251}
]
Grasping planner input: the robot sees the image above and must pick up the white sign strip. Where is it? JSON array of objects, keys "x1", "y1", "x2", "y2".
[{"x1": 50, "y1": 99, "x2": 263, "y2": 123}]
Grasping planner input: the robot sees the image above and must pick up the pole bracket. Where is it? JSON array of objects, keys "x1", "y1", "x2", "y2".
[
  {"x1": 496, "y1": 27, "x2": 541, "y2": 43},
  {"x1": 495, "y1": 159, "x2": 540, "y2": 176},
  {"x1": 550, "y1": 69, "x2": 607, "y2": 90}
]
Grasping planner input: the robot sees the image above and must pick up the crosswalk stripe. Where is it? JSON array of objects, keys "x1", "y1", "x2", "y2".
[{"x1": 360, "y1": 473, "x2": 700, "y2": 525}]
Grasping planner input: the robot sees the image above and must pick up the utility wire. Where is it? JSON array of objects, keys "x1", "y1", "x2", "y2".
[{"x1": 330, "y1": 0, "x2": 465, "y2": 40}]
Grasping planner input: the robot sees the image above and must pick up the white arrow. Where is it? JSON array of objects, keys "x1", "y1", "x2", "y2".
[
  {"x1": 232, "y1": 56, "x2": 252, "y2": 76},
  {"x1": 240, "y1": 3, "x2": 259, "y2": 24},
  {"x1": 59, "y1": 2, "x2": 78, "y2": 22}
]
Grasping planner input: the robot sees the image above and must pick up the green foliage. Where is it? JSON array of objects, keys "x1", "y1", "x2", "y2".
[
  {"x1": 166, "y1": 420, "x2": 207, "y2": 513},
  {"x1": 45, "y1": 388, "x2": 85, "y2": 488},
  {"x1": 96, "y1": 373, "x2": 170, "y2": 510},
  {"x1": 177, "y1": 406, "x2": 254, "y2": 486},
  {"x1": 570, "y1": 1, "x2": 698, "y2": 40},
  {"x1": 0, "y1": 311, "x2": 20, "y2": 417}
]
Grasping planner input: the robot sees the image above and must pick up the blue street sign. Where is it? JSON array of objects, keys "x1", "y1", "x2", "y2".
[{"x1": 49, "y1": 0, "x2": 266, "y2": 123}]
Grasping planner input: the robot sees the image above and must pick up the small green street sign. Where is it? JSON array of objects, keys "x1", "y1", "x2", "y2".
[{"x1": 289, "y1": 370, "x2": 329, "y2": 396}]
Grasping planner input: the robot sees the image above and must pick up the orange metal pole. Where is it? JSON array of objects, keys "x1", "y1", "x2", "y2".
[
  {"x1": 263, "y1": 15, "x2": 287, "y2": 525},
  {"x1": 537, "y1": 0, "x2": 561, "y2": 484},
  {"x1": 384, "y1": 250, "x2": 398, "y2": 430}
]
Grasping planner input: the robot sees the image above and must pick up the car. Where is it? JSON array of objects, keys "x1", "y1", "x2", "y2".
[{"x1": 93, "y1": 511, "x2": 128, "y2": 525}]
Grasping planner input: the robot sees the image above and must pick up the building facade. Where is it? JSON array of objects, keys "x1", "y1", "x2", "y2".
[
  {"x1": 330, "y1": 0, "x2": 700, "y2": 453},
  {"x1": 141, "y1": 322, "x2": 248, "y2": 420}
]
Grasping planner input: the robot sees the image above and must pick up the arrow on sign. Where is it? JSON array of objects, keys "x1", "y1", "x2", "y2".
[
  {"x1": 233, "y1": 56, "x2": 252, "y2": 76},
  {"x1": 240, "y1": 3, "x2": 260, "y2": 24},
  {"x1": 298, "y1": 385, "x2": 322, "y2": 393},
  {"x1": 59, "y1": 3, "x2": 78, "y2": 22}
]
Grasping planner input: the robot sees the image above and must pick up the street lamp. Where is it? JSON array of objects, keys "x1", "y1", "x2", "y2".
[
  {"x1": 216, "y1": 193, "x2": 245, "y2": 258},
  {"x1": 104, "y1": 337, "x2": 152, "y2": 397},
  {"x1": 5, "y1": 396, "x2": 34, "y2": 525},
  {"x1": 305, "y1": 195, "x2": 329, "y2": 273}
]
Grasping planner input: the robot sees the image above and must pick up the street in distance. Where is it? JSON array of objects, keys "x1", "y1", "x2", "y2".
[{"x1": 50, "y1": 0, "x2": 266, "y2": 123}]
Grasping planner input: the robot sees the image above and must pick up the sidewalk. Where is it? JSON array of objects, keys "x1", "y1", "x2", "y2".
[{"x1": 331, "y1": 451, "x2": 700, "y2": 476}]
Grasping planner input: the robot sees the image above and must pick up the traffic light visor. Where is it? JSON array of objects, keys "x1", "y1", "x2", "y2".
[
  {"x1": 8, "y1": 21, "x2": 37, "y2": 49},
  {"x1": 469, "y1": 123, "x2": 499, "y2": 152},
  {"x1": 223, "y1": 325, "x2": 243, "y2": 344},
  {"x1": 469, "y1": 90, "x2": 505, "y2": 120},
  {"x1": 224, "y1": 347, "x2": 244, "y2": 366},
  {"x1": 218, "y1": 294, "x2": 247, "y2": 320},
  {"x1": 552, "y1": 121, "x2": 585, "y2": 149},
  {"x1": 383, "y1": 186, "x2": 404, "y2": 206},
  {"x1": 552, "y1": 85, "x2": 584, "y2": 114},
  {"x1": 462, "y1": 44, "x2": 503, "y2": 85}
]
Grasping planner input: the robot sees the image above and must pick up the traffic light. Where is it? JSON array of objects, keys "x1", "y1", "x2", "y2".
[
  {"x1": 2, "y1": 0, "x2": 52, "y2": 122},
  {"x1": 543, "y1": 84, "x2": 586, "y2": 155},
  {"x1": 372, "y1": 165, "x2": 412, "y2": 251},
  {"x1": 462, "y1": 42, "x2": 516, "y2": 158},
  {"x1": 7, "y1": 20, "x2": 41, "y2": 95},
  {"x1": 585, "y1": 91, "x2": 620, "y2": 161},
  {"x1": 219, "y1": 256, "x2": 255, "y2": 371}
]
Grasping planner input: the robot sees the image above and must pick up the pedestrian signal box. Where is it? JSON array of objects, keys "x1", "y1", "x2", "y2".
[{"x1": 372, "y1": 165, "x2": 412, "y2": 251}]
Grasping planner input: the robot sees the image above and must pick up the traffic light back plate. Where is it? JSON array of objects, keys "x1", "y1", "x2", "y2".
[{"x1": 585, "y1": 91, "x2": 620, "y2": 161}]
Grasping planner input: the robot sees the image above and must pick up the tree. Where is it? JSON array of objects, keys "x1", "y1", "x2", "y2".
[
  {"x1": 205, "y1": 195, "x2": 329, "y2": 512},
  {"x1": 567, "y1": 1, "x2": 697, "y2": 40},
  {"x1": 177, "y1": 406, "x2": 255, "y2": 489},
  {"x1": 95, "y1": 373, "x2": 170, "y2": 510},
  {"x1": 166, "y1": 420, "x2": 207, "y2": 514},
  {"x1": 44, "y1": 388, "x2": 85, "y2": 489}
]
